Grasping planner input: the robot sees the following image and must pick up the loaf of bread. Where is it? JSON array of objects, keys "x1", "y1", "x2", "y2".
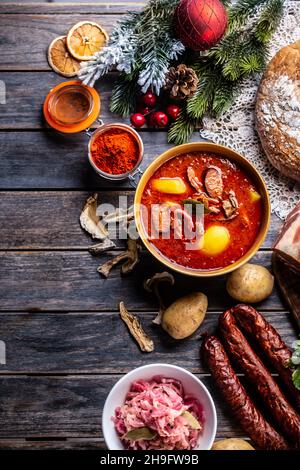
[{"x1": 255, "y1": 40, "x2": 300, "y2": 182}]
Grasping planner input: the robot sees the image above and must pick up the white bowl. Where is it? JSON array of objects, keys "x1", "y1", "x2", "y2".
[{"x1": 102, "y1": 363, "x2": 217, "y2": 450}]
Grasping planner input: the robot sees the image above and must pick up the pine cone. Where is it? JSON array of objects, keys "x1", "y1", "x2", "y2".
[{"x1": 164, "y1": 64, "x2": 199, "y2": 100}]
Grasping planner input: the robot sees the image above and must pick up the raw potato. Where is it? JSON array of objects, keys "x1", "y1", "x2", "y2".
[
  {"x1": 212, "y1": 438, "x2": 254, "y2": 450},
  {"x1": 226, "y1": 263, "x2": 274, "y2": 303},
  {"x1": 161, "y1": 292, "x2": 208, "y2": 339}
]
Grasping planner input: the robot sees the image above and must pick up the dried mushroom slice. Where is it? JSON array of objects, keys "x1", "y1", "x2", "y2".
[
  {"x1": 48, "y1": 36, "x2": 81, "y2": 77},
  {"x1": 102, "y1": 205, "x2": 134, "y2": 226},
  {"x1": 222, "y1": 190, "x2": 239, "y2": 219},
  {"x1": 119, "y1": 301, "x2": 154, "y2": 353},
  {"x1": 89, "y1": 238, "x2": 116, "y2": 255},
  {"x1": 229, "y1": 189, "x2": 239, "y2": 209},
  {"x1": 97, "y1": 237, "x2": 141, "y2": 278},
  {"x1": 204, "y1": 166, "x2": 223, "y2": 199},
  {"x1": 121, "y1": 238, "x2": 141, "y2": 274},
  {"x1": 187, "y1": 166, "x2": 202, "y2": 192},
  {"x1": 144, "y1": 271, "x2": 175, "y2": 325},
  {"x1": 80, "y1": 193, "x2": 108, "y2": 240}
]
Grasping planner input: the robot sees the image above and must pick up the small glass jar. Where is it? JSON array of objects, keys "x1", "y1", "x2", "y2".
[
  {"x1": 43, "y1": 80, "x2": 100, "y2": 133},
  {"x1": 87, "y1": 122, "x2": 144, "y2": 185}
]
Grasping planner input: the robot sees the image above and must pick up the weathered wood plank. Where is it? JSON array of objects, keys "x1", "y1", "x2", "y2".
[
  {"x1": 0, "y1": 251, "x2": 285, "y2": 311},
  {"x1": 0, "y1": 131, "x2": 267, "y2": 190},
  {"x1": 0, "y1": 14, "x2": 123, "y2": 70},
  {"x1": 0, "y1": 3, "x2": 145, "y2": 15},
  {"x1": 0, "y1": 72, "x2": 124, "y2": 129},
  {"x1": 0, "y1": 190, "x2": 131, "y2": 249},
  {"x1": 0, "y1": 311, "x2": 296, "y2": 373},
  {"x1": 0, "y1": 375, "x2": 243, "y2": 438},
  {"x1": 0, "y1": 191, "x2": 282, "y2": 249},
  {"x1": 0, "y1": 439, "x2": 107, "y2": 450}
]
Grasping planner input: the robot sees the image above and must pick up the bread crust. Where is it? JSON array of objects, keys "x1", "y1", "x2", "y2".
[{"x1": 255, "y1": 40, "x2": 300, "y2": 182}]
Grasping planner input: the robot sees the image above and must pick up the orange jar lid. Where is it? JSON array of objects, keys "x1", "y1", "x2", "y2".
[{"x1": 43, "y1": 80, "x2": 100, "y2": 133}]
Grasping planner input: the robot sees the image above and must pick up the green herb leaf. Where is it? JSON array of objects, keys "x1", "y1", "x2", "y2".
[
  {"x1": 292, "y1": 368, "x2": 300, "y2": 391},
  {"x1": 291, "y1": 350, "x2": 300, "y2": 366},
  {"x1": 122, "y1": 427, "x2": 156, "y2": 441},
  {"x1": 181, "y1": 411, "x2": 201, "y2": 430},
  {"x1": 182, "y1": 199, "x2": 212, "y2": 214}
]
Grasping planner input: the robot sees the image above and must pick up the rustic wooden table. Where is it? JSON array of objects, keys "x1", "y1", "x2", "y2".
[{"x1": 0, "y1": 1, "x2": 297, "y2": 450}]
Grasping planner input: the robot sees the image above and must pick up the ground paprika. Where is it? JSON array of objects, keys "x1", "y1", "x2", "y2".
[{"x1": 91, "y1": 128, "x2": 140, "y2": 175}]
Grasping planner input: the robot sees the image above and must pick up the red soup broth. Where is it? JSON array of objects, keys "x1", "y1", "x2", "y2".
[{"x1": 141, "y1": 152, "x2": 263, "y2": 271}]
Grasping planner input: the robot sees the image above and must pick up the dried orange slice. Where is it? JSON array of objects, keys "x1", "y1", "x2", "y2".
[
  {"x1": 66, "y1": 21, "x2": 108, "y2": 61},
  {"x1": 48, "y1": 36, "x2": 81, "y2": 77}
]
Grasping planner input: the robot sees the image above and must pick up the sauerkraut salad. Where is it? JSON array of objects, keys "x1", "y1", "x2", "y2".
[{"x1": 114, "y1": 376, "x2": 204, "y2": 450}]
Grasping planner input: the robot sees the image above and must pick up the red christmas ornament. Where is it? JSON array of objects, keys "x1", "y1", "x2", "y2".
[
  {"x1": 130, "y1": 113, "x2": 146, "y2": 128},
  {"x1": 142, "y1": 91, "x2": 157, "y2": 108},
  {"x1": 150, "y1": 111, "x2": 169, "y2": 128},
  {"x1": 174, "y1": 0, "x2": 228, "y2": 51},
  {"x1": 166, "y1": 104, "x2": 181, "y2": 121}
]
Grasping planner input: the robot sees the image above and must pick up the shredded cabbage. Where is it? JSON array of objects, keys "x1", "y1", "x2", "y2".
[{"x1": 113, "y1": 376, "x2": 204, "y2": 450}]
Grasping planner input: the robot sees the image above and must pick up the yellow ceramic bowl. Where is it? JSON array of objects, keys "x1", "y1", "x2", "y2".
[{"x1": 134, "y1": 142, "x2": 271, "y2": 278}]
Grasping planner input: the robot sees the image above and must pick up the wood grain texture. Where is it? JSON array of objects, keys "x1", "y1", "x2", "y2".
[
  {"x1": 0, "y1": 0, "x2": 297, "y2": 450},
  {"x1": 0, "y1": 191, "x2": 282, "y2": 249},
  {"x1": 0, "y1": 14, "x2": 124, "y2": 70},
  {"x1": 0, "y1": 439, "x2": 107, "y2": 450},
  {"x1": 0, "y1": 251, "x2": 285, "y2": 311},
  {"x1": 0, "y1": 131, "x2": 201, "y2": 189},
  {"x1": 0, "y1": 311, "x2": 296, "y2": 373},
  {"x1": 0, "y1": 374, "x2": 243, "y2": 438},
  {"x1": 0, "y1": 3, "x2": 145, "y2": 15}
]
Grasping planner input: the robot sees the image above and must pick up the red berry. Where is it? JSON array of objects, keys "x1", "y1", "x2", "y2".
[
  {"x1": 138, "y1": 106, "x2": 151, "y2": 116},
  {"x1": 166, "y1": 104, "x2": 181, "y2": 121},
  {"x1": 142, "y1": 91, "x2": 157, "y2": 108},
  {"x1": 130, "y1": 113, "x2": 146, "y2": 128},
  {"x1": 147, "y1": 112, "x2": 156, "y2": 127},
  {"x1": 151, "y1": 111, "x2": 168, "y2": 128}
]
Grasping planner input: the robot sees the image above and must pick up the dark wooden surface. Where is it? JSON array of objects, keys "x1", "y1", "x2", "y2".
[{"x1": 0, "y1": 2, "x2": 298, "y2": 451}]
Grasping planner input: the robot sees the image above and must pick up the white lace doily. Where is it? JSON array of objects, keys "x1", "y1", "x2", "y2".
[{"x1": 201, "y1": 1, "x2": 300, "y2": 219}]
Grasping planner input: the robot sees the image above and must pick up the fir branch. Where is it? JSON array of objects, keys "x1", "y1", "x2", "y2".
[
  {"x1": 136, "y1": 0, "x2": 183, "y2": 94},
  {"x1": 109, "y1": 74, "x2": 140, "y2": 116},
  {"x1": 254, "y1": 0, "x2": 284, "y2": 42},
  {"x1": 212, "y1": 80, "x2": 237, "y2": 116},
  {"x1": 167, "y1": 108, "x2": 200, "y2": 145},
  {"x1": 187, "y1": 64, "x2": 220, "y2": 118},
  {"x1": 79, "y1": 0, "x2": 183, "y2": 95},
  {"x1": 228, "y1": 0, "x2": 270, "y2": 32}
]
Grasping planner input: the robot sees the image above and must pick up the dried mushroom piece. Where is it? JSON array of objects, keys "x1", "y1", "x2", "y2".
[
  {"x1": 89, "y1": 238, "x2": 116, "y2": 255},
  {"x1": 222, "y1": 190, "x2": 239, "y2": 220},
  {"x1": 229, "y1": 190, "x2": 239, "y2": 209},
  {"x1": 80, "y1": 193, "x2": 108, "y2": 240},
  {"x1": 97, "y1": 237, "x2": 141, "y2": 278},
  {"x1": 144, "y1": 271, "x2": 175, "y2": 325},
  {"x1": 121, "y1": 237, "x2": 141, "y2": 274},
  {"x1": 187, "y1": 166, "x2": 202, "y2": 192},
  {"x1": 119, "y1": 301, "x2": 154, "y2": 353},
  {"x1": 204, "y1": 166, "x2": 223, "y2": 199},
  {"x1": 102, "y1": 205, "x2": 134, "y2": 226}
]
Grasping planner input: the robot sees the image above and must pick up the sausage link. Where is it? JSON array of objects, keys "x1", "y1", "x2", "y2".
[
  {"x1": 219, "y1": 309, "x2": 300, "y2": 447},
  {"x1": 202, "y1": 335, "x2": 289, "y2": 450},
  {"x1": 232, "y1": 304, "x2": 300, "y2": 412}
]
